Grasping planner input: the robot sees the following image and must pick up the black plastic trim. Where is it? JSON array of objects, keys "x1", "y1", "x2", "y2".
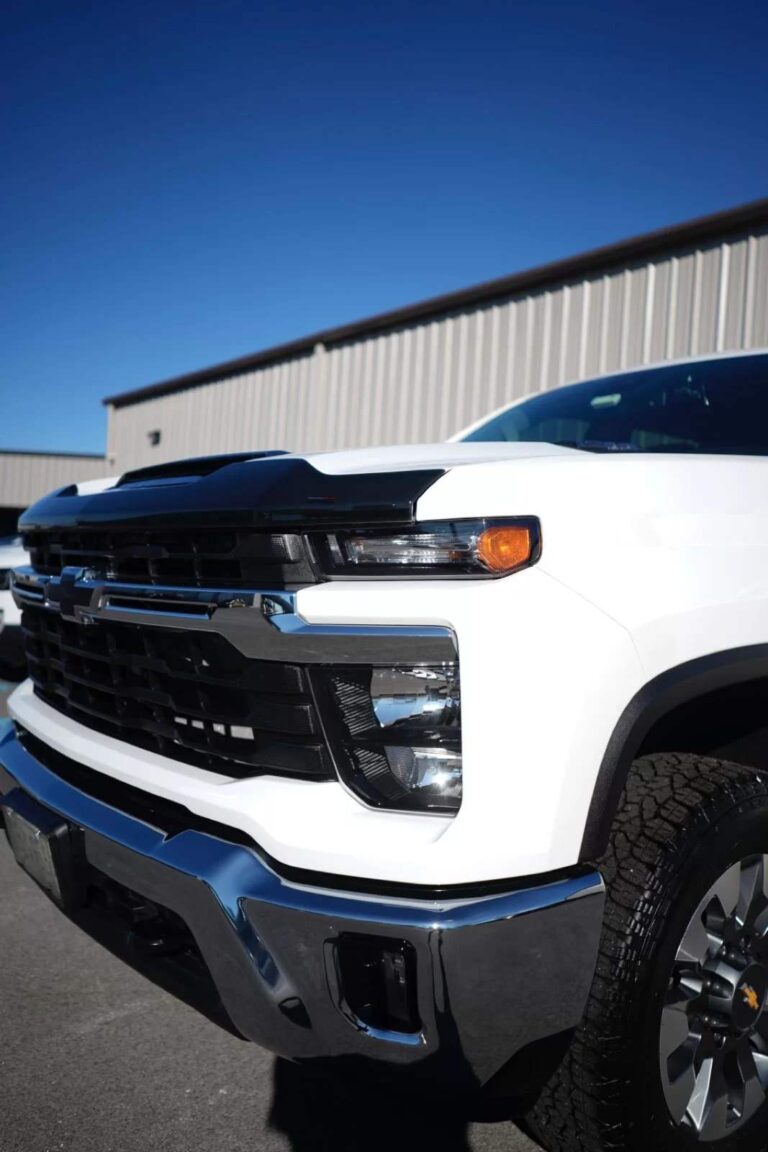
[
  {"x1": 0, "y1": 625, "x2": 25, "y2": 672},
  {"x1": 19, "y1": 456, "x2": 444, "y2": 534},
  {"x1": 116, "y1": 451, "x2": 289, "y2": 487},
  {"x1": 579, "y1": 644, "x2": 768, "y2": 861}
]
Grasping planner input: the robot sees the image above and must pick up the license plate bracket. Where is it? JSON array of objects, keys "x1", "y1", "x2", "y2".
[{"x1": 2, "y1": 789, "x2": 85, "y2": 910}]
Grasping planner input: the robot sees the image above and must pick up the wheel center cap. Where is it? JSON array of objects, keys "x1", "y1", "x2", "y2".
[{"x1": 731, "y1": 963, "x2": 767, "y2": 1031}]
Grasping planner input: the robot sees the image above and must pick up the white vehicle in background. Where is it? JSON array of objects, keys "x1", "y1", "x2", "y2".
[
  {"x1": 0, "y1": 536, "x2": 28, "y2": 679},
  {"x1": 5, "y1": 350, "x2": 768, "y2": 1152}
]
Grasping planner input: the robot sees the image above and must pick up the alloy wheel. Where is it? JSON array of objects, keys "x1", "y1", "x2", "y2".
[{"x1": 660, "y1": 854, "x2": 768, "y2": 1140}]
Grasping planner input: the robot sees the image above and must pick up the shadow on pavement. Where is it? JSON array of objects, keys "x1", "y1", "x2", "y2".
[{"x1": 268, "y1": 1057, "x2": 481, "y2": 1152}]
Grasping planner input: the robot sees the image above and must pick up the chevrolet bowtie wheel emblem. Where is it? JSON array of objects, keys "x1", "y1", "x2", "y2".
[{"x1": 741, "y1": 983, "x2": 760, "y2": 1013}]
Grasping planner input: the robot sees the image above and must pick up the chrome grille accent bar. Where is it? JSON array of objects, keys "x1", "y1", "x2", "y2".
[{"x1": 11, "y1": 567, "x2": 456, "y2": 665}]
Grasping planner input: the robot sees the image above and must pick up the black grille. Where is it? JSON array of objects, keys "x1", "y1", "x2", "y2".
[
  {"x1": 22, "y1": 604, "x2": 333, "y2": 780},
  {"x1": 21, "y1": 527, "x2": 317, "y2": 588}
]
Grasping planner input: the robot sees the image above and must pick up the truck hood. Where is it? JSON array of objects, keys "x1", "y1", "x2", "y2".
[
  {"x1": 60, "y1": 441, "x2": 575, "y2": 499},
  {"x1": 19, "y1": 441, "x2": 578, "y2": 535},
  {"x1": 302, "y1": 441, "x2": 577, "y2": 475}
]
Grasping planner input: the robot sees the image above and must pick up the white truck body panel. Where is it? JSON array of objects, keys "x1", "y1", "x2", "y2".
[{"x1": 0, "y1": 539, "x2": 28, "y2": 633}]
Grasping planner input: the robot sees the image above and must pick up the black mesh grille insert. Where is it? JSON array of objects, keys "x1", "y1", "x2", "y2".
[
  {"x1": 21, "y1": 527, "x2": 317, "y2": 588},
  {"x1": 22, "y1": 605, "x2": 334, "y2": 780}
]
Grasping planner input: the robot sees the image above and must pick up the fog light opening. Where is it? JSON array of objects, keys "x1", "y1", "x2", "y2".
[{"x1": 336, "y1": 934, "x2": 420, "y2": 1035}]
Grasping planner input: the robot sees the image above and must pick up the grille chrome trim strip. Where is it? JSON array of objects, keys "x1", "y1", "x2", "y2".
[{"x1": 12, "y1": 567, "x2": 457, "y2": 665}]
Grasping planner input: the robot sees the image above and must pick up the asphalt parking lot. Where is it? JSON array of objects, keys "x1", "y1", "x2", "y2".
[{"x1": 0, "y1": 681, "x2": 536, "y2": 1152}]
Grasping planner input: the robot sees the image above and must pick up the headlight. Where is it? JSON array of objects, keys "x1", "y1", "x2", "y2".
[
  {"x1": 316, "y1": 662, "x2": 462, "y2": 813},
  {"x1": 311, "y1": 517, "x2": 540, "y2": 578}
]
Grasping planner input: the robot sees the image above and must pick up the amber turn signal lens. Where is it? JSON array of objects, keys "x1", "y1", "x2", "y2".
[{"x1": 476, "y1": 525, "x2": 533, "y2": 573}]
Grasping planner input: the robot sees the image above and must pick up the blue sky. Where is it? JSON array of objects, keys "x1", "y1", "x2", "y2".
[{"x1": 2, "y1": 0, "x2": 767, "y2": 454}]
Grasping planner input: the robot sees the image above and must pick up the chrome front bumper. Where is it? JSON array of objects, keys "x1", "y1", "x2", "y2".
[{"x1": 0, "y1": 723, "x2": 604, "y2": 1087}]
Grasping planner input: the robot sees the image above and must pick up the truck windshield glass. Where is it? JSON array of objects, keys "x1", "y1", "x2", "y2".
[{"x1": 463, "y1": 355, "x2": 768, "y2": 454}]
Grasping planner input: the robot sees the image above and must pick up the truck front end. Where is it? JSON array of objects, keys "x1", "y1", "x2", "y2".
[{"x1": 0, "y1": 446, "x2": 606, "y2": 1090}]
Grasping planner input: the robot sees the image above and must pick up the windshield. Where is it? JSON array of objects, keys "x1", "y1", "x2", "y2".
[{"x1": 463, "y1": 354, "x2": 768, "y2": 455}]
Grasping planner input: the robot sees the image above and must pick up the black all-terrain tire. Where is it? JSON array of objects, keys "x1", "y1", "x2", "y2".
[{"x1": 523, "y1": 753, "x2": 768, "y2": 1152}]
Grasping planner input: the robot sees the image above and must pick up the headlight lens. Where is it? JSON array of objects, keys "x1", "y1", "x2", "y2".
[
  {"x1": 317, "y1": 662, "x2": 462, "y2": 813},
  {"x1": 312, "y1": 517, "x2": 540, "y2": 578}
]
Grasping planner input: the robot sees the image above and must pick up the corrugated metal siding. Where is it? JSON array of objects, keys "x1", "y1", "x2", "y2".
[
  {"x1": 0, "y1": 453, "x2": 106, "y2": 510},
  {"x1": 108, "y1": 226, "x2": 768, "y2": 473}
]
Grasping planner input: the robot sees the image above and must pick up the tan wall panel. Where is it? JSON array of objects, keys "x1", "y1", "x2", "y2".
[{"x1": 0, "y1": 454, "x2": 106, "y2": 511}]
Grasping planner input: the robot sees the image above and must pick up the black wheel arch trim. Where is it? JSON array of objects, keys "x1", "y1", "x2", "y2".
[{"x1": 579, "y1": 643, "x2": 768, "y2": 861}]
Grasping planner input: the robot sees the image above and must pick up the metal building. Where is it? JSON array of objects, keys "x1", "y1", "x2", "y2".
[
  {"x1": 105, "y1": 198, "x2": 768, "y2": 474},
  {"x1": 0, "y1": 450, "x2": 106, "y2": 535}
]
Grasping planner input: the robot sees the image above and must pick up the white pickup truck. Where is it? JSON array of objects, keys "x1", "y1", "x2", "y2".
[
  {"x1": 4, "y1": 350, "x2": 768, "y2": 1152},
  {"x1": 0, "y1": 535, "x2": 29, "y2": 679}
]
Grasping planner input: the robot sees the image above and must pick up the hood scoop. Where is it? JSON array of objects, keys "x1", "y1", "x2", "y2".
[{"x1": 116, "y1": 450, "x2": 289, "y2": 488}]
